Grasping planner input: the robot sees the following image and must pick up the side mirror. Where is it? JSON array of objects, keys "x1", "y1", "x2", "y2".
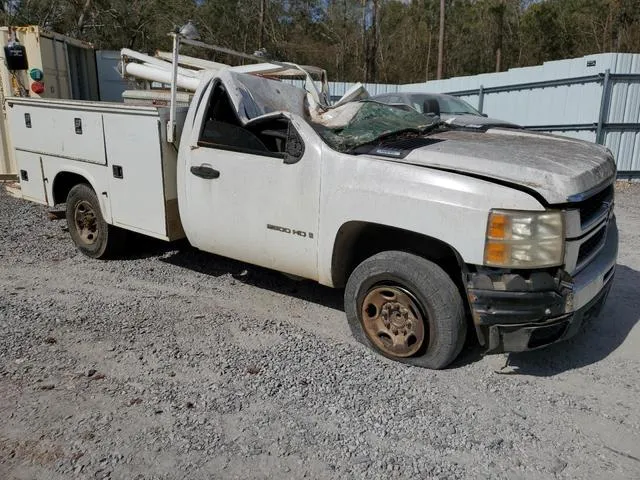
[{"x1": 284, "y1": 124, "x2": 305, "y2": 164}]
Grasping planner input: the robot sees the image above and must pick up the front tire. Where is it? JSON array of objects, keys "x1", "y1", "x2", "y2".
[
  {"x1": 345, "y1": 251, "x2": 467, "y2": 369},
  {"x1": 65, "y1": 183, "x2": 124, "y2": 259}
]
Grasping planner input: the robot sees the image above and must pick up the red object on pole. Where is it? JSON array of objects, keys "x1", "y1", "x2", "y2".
[{"x1": 31, "y1": 81, "x2": 45, "y2": 94}]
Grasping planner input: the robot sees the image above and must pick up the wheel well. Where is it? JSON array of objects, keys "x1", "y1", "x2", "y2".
[
  {"x1": 52, "y1": 172, "x2": 91, "y2": 205},
  {"x1": 331, "y1": 221, "x2": 465, "y2": 288}
]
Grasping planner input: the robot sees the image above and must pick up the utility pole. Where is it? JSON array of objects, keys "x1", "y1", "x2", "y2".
[
  {"x1": 437, "y1": 0, "x2": 445, "y2": 79},
  {"x1": 426, "y1": 30, "x2": 431, "y2": 81},
  {"x1": 362, "y1": 0, "x2": 367, "y2": 82},
  {"x1": 493, "y1": 0, "x2": 505, "y2": 72},
  {"x1": 258, "y1": 0, "x2": 266, "y2": 49},
  {"x1": 369, "y1": 0, "x2": 378, "y2": 82}
]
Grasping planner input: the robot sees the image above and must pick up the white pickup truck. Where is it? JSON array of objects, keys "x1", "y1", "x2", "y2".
[{"x1": 6, "y1": 67, "x2": 618, "y2": 369}]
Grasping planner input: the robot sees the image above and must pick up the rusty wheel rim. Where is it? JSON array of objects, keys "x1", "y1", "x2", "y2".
[
  {"x1": 361, "y1": 285, "x2": 426, "y2": 358},
  {"x1": 74, "y1": 200, "x2": 99, "y2": 246}
]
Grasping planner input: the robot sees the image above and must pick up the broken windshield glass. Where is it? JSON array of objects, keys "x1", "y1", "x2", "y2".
[
  {"x1": 221, "y1": 70, "x2": 308, "y2": 123},
  {"x1": 311, "y1": 101, "x2": 440, "y2": 152}
]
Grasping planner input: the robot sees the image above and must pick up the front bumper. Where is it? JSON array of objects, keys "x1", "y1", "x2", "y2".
[{"x1": 468, "y1": 217, "x2": 618, "y2": 353}]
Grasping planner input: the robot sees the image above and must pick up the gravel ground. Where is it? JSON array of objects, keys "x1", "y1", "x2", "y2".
[{"x1": 1, "y1": 182, "x2": 639, "y2": 480}]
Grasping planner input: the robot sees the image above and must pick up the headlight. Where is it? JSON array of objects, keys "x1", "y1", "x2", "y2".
[{"x1": 484, "y1": 210, "x2": 564, "y2": 268}]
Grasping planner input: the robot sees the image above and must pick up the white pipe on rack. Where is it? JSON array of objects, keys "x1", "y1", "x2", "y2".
[
  {"x1": 140, "y1": 62, "x2": 199, "y2": 78},
  {"x1": 121, "y1": 48, "x2": 199, "y2": 77},
  {"x1": 123, "y1": 63, "x2": 200, "y2": 91},
  {"x1": 121, "y1": 48, "x2": 172, "y2": 70}
]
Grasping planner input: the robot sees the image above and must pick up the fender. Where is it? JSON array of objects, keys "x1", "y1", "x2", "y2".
[
  {"x1": 48, "y1": 163, "x2": 113, "y2": 223},
  {"x1": 317, "y1": 146, "x2": 546, "y2": 287}
]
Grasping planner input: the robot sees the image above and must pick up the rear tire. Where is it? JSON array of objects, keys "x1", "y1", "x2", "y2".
[
  {"x1": 65, "y1": 183, "x2": 125, "y2": 259},
  {"x1": 344, "y1": 250, "x2": 467, "y2": 369}
]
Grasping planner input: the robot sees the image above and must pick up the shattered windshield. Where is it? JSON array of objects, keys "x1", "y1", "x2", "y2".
[
  {"x1": 311, "y1": 101, "x2": 440, "y2": 152},
  {"x1": 221, "y1": 70, "x2": 307, "y2": 123}
]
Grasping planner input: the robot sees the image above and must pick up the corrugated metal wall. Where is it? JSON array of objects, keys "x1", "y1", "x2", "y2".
[{"x1": 605, "y1": 56, "x2": 640, "y2": 172}]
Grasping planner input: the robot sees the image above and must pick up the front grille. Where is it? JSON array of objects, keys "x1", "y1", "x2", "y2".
[
  {"x1": 562, "y1": 182, "x2": 614, "y2": 274},
  {"x1": 577, "y1": 226, "x2": 606, "y2": 265},
  {"x1": 575, "y1": 185, "x2": 614, "y2": 227}
]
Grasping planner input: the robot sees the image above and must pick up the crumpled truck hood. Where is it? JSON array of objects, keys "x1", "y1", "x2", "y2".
[{"x1": 403, "y1": 129, "x2": 616, "y2": 204}]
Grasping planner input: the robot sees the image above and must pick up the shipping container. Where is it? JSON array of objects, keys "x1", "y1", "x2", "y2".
[{"x1": 0, "y1": 26, "x2": 99, "y2": 175}]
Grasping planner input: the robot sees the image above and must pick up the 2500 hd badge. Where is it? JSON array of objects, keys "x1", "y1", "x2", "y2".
[{"x1": 267, "y1": 224, "x2": 314, "y2": 239}]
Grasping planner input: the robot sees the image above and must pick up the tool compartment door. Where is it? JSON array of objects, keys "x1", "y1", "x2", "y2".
[
  {"x1": 14, "y1": 150, "x2": 48, "y2": 204},
  {"x1": 6, "y1": 102, "x2": 106, "y2": 165},
  {"x1": 103, "y1": 113, "x2": 168, "y2": 239}
]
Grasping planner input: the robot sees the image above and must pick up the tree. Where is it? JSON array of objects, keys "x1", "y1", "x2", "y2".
[{"x1": 1, "y1": 0, "x2": 638, "y2": 83}]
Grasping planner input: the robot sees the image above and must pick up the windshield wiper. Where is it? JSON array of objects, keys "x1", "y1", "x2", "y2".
[
  {"x1": 375, "y1": 127, "x2": 424, "y2": 142},
  {"x1": 349, "y1": 123, "x2": 442, "y2": 153}
]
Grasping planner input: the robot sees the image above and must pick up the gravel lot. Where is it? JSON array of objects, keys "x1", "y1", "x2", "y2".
[{"x1": 1, "y1": 182, "x2": 639, "y2": 480}]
